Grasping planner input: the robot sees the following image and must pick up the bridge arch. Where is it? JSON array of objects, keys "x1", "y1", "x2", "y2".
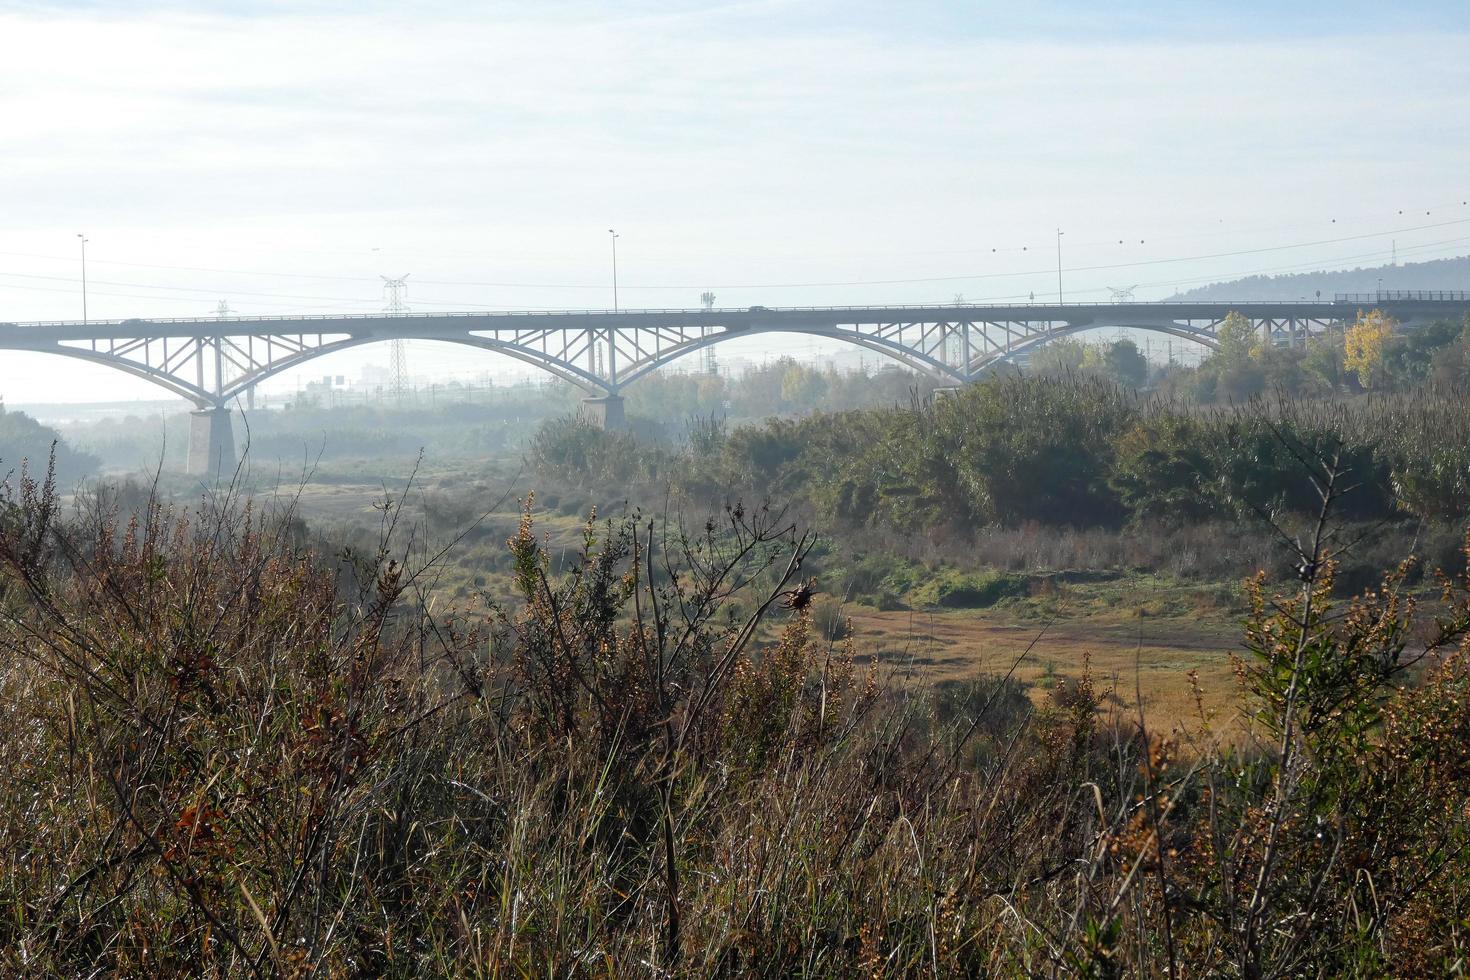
[
  {"x1": 215, "y1": 333, "x2": 614, "y2": 401},
  {"x1": 986, "y1": 321, "x2": 1222, "y2": 368},
  {"x1": 234, "y1": 325, "x2": 979, "y2": 395},
  {"x1": 611, "y1": 320, "x2": 1221, "y2": 387},
  {"x1": 612, "y1": 325, "x2": 970, "y2": 389},
  {"x1": 36, "y1": 318, "x2": 1227, "y2": 410},
  {"x1": 44, "y1": 344, "x2": 217, "y2": 404}
]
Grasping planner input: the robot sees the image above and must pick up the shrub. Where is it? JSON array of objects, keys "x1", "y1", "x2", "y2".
[
  {"x1": 0, "y1": 450, "x2": 1469, "y2": 973},
  {"x1": 923, "y1": 374, "x2": 1136, "y2": 527},
  {"x1": 809, "y1": 593, "x2": 852, "y2": 640},
  {"x1": 1110, "y1": 412, "x2": 1224, "y2": 524},
  {"x1": 909, "y1": 568, "x2": 1029, "y2": 609},
  {"x1": 527, "y1": 414, "x2": 663, "y2": 486}
]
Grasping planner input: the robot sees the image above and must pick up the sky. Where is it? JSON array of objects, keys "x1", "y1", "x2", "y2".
[{"x1": 1, "y1": 0, "x2": 1469, "y2": 402}]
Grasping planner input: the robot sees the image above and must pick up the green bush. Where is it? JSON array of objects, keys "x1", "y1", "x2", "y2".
[
  {"x1": 528, "y1": 414, "x2": 664, "y2": 486},
  {"x1": 910, "y1": 569, "x2": 1030, "y2": 609},
  {"x1": 530, "y1": 374, "x2": 1470, "y2": 536},
  {"x1": 1110, "y1": 413, "x2": 1223, "y2": 524}
]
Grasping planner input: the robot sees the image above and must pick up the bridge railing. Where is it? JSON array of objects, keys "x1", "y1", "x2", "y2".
[
  {"x1": 1334, "y1": 290, "x2": 1470, "y2": 303},
  {"x1": 8, "y1": 296, "x2": 1470, "y2": 330}
]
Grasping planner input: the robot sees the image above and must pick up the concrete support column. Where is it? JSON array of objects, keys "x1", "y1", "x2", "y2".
[
  {"x1": 580, "y1": 394, "x2": 625, "y2": 430},
  {"x1": 187, "y1": 405, "x2": 236, "y2": 476}
]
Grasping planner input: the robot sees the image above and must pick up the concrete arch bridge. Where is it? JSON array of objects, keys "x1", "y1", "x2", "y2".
[{"x1": 3, "y1": 295, "x2": 1466, "y2": 474}]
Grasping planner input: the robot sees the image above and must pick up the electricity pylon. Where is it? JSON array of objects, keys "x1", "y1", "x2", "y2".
[
  {"x1": 700, "y1": 291, "x2": 718, "y2": 376},
  {"x1": 382, "y1": 275, "x2": 410, "y2": 400}
]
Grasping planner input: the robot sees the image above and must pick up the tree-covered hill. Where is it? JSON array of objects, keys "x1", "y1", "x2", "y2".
[
  {"x1": 0, "y1": 405, "x2": 97, "y2": 486},
  {"x1": 1171, "y1": 253, "x2": 1470, "y2": 301}
]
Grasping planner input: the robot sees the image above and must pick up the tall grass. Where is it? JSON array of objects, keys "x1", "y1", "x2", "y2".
[{"x1": 2, "y1": 447, "x2": 1470, "y2": 975}]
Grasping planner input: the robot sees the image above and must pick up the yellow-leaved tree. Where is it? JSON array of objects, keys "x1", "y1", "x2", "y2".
[
  {"x1": 1344, "y1": 309, "x2": 1395, "y2": 388},
  {"x1": 1216, "y1": 310, "x2": 1261, "y2": 364}
]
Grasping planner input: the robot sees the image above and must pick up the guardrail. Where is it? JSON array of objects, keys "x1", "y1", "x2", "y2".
[
  {"x1": 1334, "y1": 290, "x2": 1470, "y2": 302},
  {"x1": 7, "y1": 295, "x2": 1470, "y2": 329}
]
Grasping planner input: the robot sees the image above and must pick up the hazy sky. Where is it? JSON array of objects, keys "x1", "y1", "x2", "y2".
[{"x1": 2, "y1": 0, "x2": 1468, "y2": 402}]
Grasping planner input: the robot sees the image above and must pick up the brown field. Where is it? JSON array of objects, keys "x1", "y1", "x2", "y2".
[
  {"x1": 845, "y1": 606, "x2": 1244, "y2": 735},
  {"x1": 281, "y1": 478, "x2": 1249, "y2": 735}
]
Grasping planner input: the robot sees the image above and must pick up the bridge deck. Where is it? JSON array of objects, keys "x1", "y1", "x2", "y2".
[{"x1": 5, "y1": 296, "x2": 1469, "y2": 337}]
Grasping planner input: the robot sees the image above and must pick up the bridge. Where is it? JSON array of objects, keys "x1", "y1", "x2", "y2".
[{"x1": 4, "y1": 293, "x2": 1468, "y2": 474}]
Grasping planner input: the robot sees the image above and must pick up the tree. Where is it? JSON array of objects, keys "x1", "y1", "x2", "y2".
[
  {"x1": 779, "y1": 361, "x2": 828, "y2": 408},
  {"x1": 1215, "y1": 358, "x2": 1268, "y2": 402},
  {"x1": 1102, "y1": 339, "x2": 1149, "y2": 389},
  {"x1": 1190, "y1": 311, "x2": 1269, "y2": 402},
  {"x1": 1302, "y1": 333, "x2": 1347, "y2": 391},
  {"x1": 1344, "y1": 309, "x2": 1395, "y2": 388},
  {"x1": 926, "y1": 375, "x2": 1135, "y2": 527},
  {"x1": 1029, "y1": 337, "x2": 1088, "y2": 376},
  {"x1": 1381, "y1": 316, "x2": 1464, "y2": 389},
  {"x1": 1255, "y1": 344, "x2": 1317, "y2": 396},
  {"x1": 1431, "y1": 335, "x2": 1470, "y2": 388},
  {"x1": 0, "y1": 407, "x2": 97, "y2": 485},
  {"x1": 1216, "y1": 310, "x2": 1259, "y2": 365},
  {"x1": 1108, "y1": 414, "x2": 1222, "y2": 524}
]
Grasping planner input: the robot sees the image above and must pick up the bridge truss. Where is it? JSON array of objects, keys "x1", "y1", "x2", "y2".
[{"x1": 3, "y1": 297, "x2": 1464, "y2": 473}]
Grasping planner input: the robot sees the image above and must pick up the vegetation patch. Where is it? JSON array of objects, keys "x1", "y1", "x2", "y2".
[{"x1": 908, "y1": 568, "x2": 1031, "y2": 609}]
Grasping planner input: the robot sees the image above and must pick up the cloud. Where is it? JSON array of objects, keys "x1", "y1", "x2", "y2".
[{"x1": 0, "y1": 0, "x2": 1465, "y2": 397}]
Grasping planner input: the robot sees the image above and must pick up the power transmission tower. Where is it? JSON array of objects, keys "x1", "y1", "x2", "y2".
[
  {"x1": 381, "y1": 275, "x2": 410, "y2": 400},
  {"x1": 700, "y1": 291, "x2": 718, "y2": 375},
  {"x1": 945, "y1": 294, "x2": 968, "y2": 366},
  {"x1": 1107, "y1": 287, "x2": 1138, "y2": 342},
  {"x1": 206, "y1": 299, "x2": 252, "y2": 404}
]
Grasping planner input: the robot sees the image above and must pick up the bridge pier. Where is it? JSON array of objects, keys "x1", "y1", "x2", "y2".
[
  {"x1": 580, "y1": 394, "x2": 625, "y2": 430},
  {"x1": 187, "y1": 406, "x2": 237, "y2": 477}
]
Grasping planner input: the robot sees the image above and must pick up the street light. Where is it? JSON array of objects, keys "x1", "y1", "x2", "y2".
[
  {"x1": 608, "y1": 229, "x2": 619, "y2": 312},
  {"x1": 1055, "y1": 228, "x2": 1064, "y2": 304},
  {"x1": 76, "y1": 233, "x2": 89, "y2": 323}
]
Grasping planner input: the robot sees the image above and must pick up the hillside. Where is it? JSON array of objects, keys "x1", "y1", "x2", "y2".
[{"x1": 1171, "y1": 253, "x2": 1470, "y2": 301}]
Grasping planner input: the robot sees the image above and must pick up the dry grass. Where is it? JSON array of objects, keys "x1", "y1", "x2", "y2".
[
  {"x1": 846, "y1": 606, "x2": 1241, "y2": 735},
  {"x1": 285, "y1": 477, "x2": 1252, "y2": 733},
  {"x1": 9, "y1": 451, "x2": 1470, "y2": 975}
]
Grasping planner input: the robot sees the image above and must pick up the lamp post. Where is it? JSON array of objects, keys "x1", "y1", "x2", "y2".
[
  {"x1": 608, "y1": 229, "x2": 619, "y2": 312},
  {"x1": 1055, "y1": 228, "x2": 1064, "y2": 304},
  {"x1": 76, "y1": 233, "x2": 89, "y2": 323}
]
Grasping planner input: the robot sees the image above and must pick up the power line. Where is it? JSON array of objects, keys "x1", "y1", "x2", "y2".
[
  {"x1": 0, "y1": 212, "x2": 1466, "y2": 293},
  {"x1": 12, "y1": 233, "x2": 1469, "y2": 311},
  {"x1": 6, "y1": 197, "x2": 1465, "y2": 271},
  {"x1": 3, "y1": 225, "x2": 1469, "y2": 321}
]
